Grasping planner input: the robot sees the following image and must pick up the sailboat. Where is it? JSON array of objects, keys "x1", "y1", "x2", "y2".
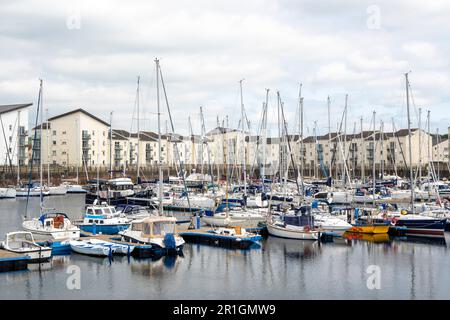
[
  {"x1": 119, "y1": 59, "x2": 184, "y2": 255},
  {"x1": 21, "y1": 80, "x2": 80, "y2": 247}
]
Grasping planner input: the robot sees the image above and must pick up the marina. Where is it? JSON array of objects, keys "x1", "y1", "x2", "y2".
[{"x1": 2, "y1": 1, "x2": 450, "y2": 305}]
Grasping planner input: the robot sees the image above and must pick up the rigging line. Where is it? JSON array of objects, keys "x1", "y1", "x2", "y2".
[
  {"x1": 158, "y1": 62, "x2": 191, "y2": 209},
  {"x1": 25, "y1": 80, "x2": 42, "y2": 219},
  {"x1": 0, "y1": 114, "x2": 13, "y2": 173}
]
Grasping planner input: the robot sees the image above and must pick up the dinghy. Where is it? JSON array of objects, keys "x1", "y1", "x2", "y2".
[{"x1": 69, "y1": 240, "x2": 114, "y2": 257}]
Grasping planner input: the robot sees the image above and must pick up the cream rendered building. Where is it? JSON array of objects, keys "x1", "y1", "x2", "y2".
[{"x1": 34, "y1": 109, "x2": 110, "y2": 168}]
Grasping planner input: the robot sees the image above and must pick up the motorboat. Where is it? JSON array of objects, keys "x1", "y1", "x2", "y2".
[
  {"x1": 119, "y1": 216, "x2": 184, "y2": 254},
  {"x1": 78, "y1": 202, "x2": 130, "y2": 235},
  {"x1": 0, "y1": 231, "x2": 52, "y2": 262},
  {"x1": 267, "y1": 212, "x2": 320, "y2": 240},
  {"x1": 115, "y1": 204, "x2": 153, "y2": 221}
]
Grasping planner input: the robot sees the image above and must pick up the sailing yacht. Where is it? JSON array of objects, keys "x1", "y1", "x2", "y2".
[
  {"x1": 22, "y1": 212, "x2": 80, "y2": 242},
  {"x1": 21, "y1": 80, "x2": 80, "y2": 245}
]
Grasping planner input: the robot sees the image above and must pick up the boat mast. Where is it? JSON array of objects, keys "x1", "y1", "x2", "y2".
[
  {"x1": 17, "y1": 110, "x2": 21, "y2": 184},
  {"x1": 405, "y1": 72, "x2": 415, "y2": 214},
  {"x1": 427, "y1": 110, "x2": 431, "y2": 199},
  {"x1": 300, "y1": 96, "x2": 305, "y2": 201},
  {"x1": 109, "y1": 111, "x2": 113, "y2": 179},
  {"x1": 418, "y1": 108, "x2": 422, "y2": 182},
  {"x1": 136, "y1": 76, "x2": 141, "y2": 183},
  {"x1": 239, "y1": 79, "x2": 247, "y2": 198},
  {"x1": 380, "y1": 120, "x2": 384, "y2": 180},
  {"x1": 360, "y1": 116, "x2": 365, "y2": 183},
  {"x1": 155, "y1": 59, "x2": 163, "y2": 216},
  {"x1": 343, "y1": 94, "x2": 348, "y2": 185},
  {"x1": 327, "y1": 95, "x2": 332, "y2": 180},
  {"x1": 39, "y1": 80, "x2": 44, "y2": 215},
  {"x1": 372, "y1": 111, "x2": 376, "y2": 208},
  {"x1": 46, "y1": 108, "x2": 50, "y2": 186},
  {"x1": 262, "y1": 89, "x2": 269, "y2": 184}
]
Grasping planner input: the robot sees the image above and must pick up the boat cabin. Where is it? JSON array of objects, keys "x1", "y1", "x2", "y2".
[
  {"x1": 38, "y1": 213, "x2": 69, "y2": 229},
  {"x1": 130, "y1": 217, "x2": 177, "y2": 238}
]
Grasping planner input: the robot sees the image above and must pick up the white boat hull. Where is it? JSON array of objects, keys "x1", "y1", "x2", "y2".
[
  {"x1": 0, "y1": 188, "x2": 16, "y2": 198},
  {"x1": 267, "y1": 223, "x2": 319, "y2": 240}
]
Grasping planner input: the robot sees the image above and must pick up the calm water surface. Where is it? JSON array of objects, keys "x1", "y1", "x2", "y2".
[{"x1": 1, "y1": 195, "x2": 450, "y2": 299}]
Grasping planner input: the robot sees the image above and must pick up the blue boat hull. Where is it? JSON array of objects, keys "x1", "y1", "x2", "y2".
[{"x1": 79, "y1": 224, "x2": 129, "y2": 235}]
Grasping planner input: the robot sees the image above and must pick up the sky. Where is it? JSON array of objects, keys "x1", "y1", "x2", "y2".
[{"x1": 1, "y1": 0, "x2": 450, "y2": 138}]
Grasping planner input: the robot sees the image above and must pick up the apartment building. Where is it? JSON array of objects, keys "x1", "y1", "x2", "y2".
[
  {"x1": 33, "y1": 109, "x2": 110, "y2": 168},
  {"x1": 0, "y1": 103, "x2": 30, "y2": 167}
]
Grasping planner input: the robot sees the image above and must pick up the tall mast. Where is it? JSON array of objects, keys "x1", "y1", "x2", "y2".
[
  {"x1": 360, "y1": 116, "x2": 365, "y2": 183},
  {"x1": 300, "y1": 96, "x2": 304, "y2": 197},
  {"x1": 39, "y1": 79, "x2": 43, "y2": 215},
  {"x1": 372, "y1": 111, "x2": 376, "y2": 207},
  {"x1": 155, "y1": 59, "x2": 163, "y2": 215},
  {"x1": 380, "y1": 120, "x2": 384, "y2": 180},
  {"x1": 46, "y1": 108, "x2": 50, "y2": 186},
  {"x1": 343, "y1": 94, "x2": 348, "y2": 184},
  {"x1": 109, "y1": 111, "x2": 113, "y2": 179},
  {"x1": 405, "y1": 72, "x2": 415, "y2": 214},
  {"x1": 199, "y1": 107, "x2": 204, "y2": 177},
  {"x1": 76, "y1": 119, "x2": 79, "y2": 184},
  {"x1": 17, "y1": 110, "x2": 21, "y2": 184},
  {"x1": 239, "y1": 79, "x2": 247, "y2": 197},
  {"x1": 327, "y1": 96, "x2": 332, "y2": 179},
  {"x1": 418, "y1": 108, "x2": 422, "y2": 181},
  {"x1": 136, "y1": 76, "x2": 140, "y2": 182},
  {"x1": 262, "y1": 89, "x2": 269, "y2": 183}
]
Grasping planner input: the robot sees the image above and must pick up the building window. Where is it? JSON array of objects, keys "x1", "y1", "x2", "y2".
[
  {"x1": 53, "y1": 130, "x2": 56, "y2": 135},
  {"x1": 62, "y1": 131, "x2": 66, "y2": 134},
  {"x1": 52, "y1": 151, "x2": 56, "y2": 156},
  {"x1": 53, "y1": 141, "x2": 56, "y2": 145}
]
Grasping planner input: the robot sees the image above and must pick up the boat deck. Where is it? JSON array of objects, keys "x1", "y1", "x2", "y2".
[{"x1": 0, "y1": 249, "x2": 29, "y2": 272}]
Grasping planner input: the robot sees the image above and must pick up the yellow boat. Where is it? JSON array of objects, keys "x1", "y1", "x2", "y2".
[
  {"x1": 347, "y1": 224, "x2": 389, "y2": 234},
  {"x1": 344, "y1": 231, "x2": 390, "y2": 243}
]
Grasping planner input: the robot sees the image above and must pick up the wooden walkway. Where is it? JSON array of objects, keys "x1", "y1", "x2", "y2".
[{"x1": 0, "y1": 249, "x2": 28, "y2": 272}]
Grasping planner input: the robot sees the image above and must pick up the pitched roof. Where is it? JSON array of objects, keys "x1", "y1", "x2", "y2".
[
  {"x1": 47, "y1": 108, "x2": 110, "y2": 126},
  {"x1": 32, "y1": 123, "x2": 51, "y2": 130},
  {"x1": 206, "y1": 127, "x2": 238, "y2": 136},
  {"x1": 0, "y1": 103, "x2": 32, "y2": 115}
]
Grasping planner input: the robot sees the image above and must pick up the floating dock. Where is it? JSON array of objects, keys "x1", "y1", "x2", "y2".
[{"x1": 0, "y1": 249, "x2": 29, "y2": 273}]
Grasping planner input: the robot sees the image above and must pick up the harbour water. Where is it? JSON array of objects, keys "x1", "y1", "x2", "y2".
[{"x1": 1, "y1": 195, "x2": 450, "y2": 299}]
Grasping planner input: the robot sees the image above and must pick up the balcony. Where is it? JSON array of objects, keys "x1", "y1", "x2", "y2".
[
  {"x1": 114, "y1": 145, "x2": 123, "y2": 152},
  {"x1": 114, "y1": 153, "x2": 123, "y2": 161},
  {"x1": 82, "y1": 132, "x2": 91, "y2": 140}
]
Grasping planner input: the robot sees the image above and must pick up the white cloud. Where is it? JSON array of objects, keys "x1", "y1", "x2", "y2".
[{"x1": 0, "y1": 0, "x2": 449, "y2": 135}]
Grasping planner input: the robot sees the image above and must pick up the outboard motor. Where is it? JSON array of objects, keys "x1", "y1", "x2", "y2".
[{"x1": 164, "y1": 233, "x2": 176, "y2": 250}]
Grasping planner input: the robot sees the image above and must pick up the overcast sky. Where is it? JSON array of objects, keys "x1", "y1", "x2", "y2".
[{"x1": 1, "y1": 0, "x2": 450, "y2": 137}]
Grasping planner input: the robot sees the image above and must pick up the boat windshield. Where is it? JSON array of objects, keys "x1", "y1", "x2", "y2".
[
  {"x1": 152, "y1": 222, "x2": 175, "y2": 236},
  {"x1": 9, "y1": 233, "x2": 34, "y2": 242}
]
